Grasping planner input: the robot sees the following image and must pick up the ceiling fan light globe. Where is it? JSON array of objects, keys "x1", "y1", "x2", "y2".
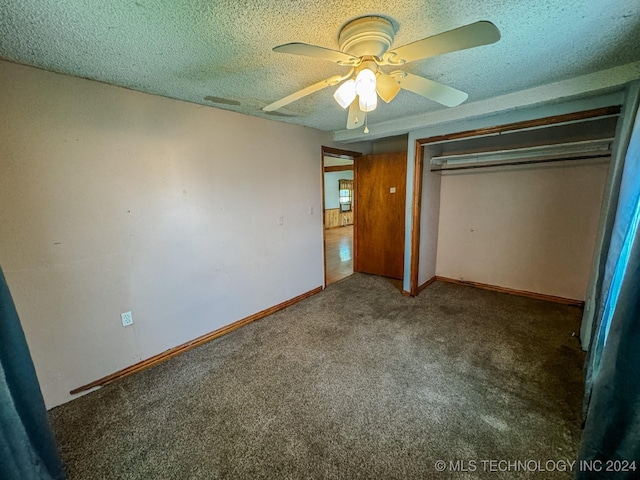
[
  {"x1": 355, "y1": 68, "x2": 377, "y2": 98},
  {"x1": 359, "y1": 91, "x2": 377, "y2": 112},
  {"x1": 333, "y1": 79, "x2": 356, "y2": 109}
]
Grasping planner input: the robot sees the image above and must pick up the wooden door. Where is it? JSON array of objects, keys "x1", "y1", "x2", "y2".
[{"x1": 354, "y1": 152, "x2": 407, "y2": 279}]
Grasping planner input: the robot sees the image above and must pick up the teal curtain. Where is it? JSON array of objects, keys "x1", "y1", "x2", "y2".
[
  {"x1": 0, "y1": 266, "x2": 65, "y2": 479},
  {"x1": 576, "y1": 106, "x2": 640, "y2": 478},
  {"x1": 580, "y1": 85, "x2": 640, "y2": 350}
]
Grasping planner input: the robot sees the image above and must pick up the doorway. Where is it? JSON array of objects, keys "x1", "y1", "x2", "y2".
[
  {"x1": 322, "y1": 146, "x2": 408, "y2": 287},
  {"x1": 322, "y1": 147, "x2": 358, "y2": 286}
]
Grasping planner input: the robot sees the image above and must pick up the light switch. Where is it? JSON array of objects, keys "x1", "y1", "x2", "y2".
[{"x1": 390, "y1": 187, "x2": 396, "y2": 193}]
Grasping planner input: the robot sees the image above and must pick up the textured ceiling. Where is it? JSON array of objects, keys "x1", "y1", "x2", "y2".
[{"x1": 1, "y1": 0, "x2": 639, "y2": 135}]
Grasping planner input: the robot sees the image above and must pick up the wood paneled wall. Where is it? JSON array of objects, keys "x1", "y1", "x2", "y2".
[{"x1": 325, "y1": 208, "x2": 353, "y2": 229}]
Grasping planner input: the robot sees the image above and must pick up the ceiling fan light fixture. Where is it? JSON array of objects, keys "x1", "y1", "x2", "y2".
[
  {"x1": 355, "y1": 68, "x2": 377, "y2": 112},
  {"x1": 333, "y1": 79, "x2": 356, "y2": 109}
]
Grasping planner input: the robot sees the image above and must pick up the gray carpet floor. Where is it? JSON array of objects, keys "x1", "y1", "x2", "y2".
[{"x1": 49, "y1": 274, "x2": 586, "y2": 479}]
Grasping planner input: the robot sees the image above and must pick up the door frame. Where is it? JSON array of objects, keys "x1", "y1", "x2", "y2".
[{"x1": 321, "y1": 146, "x2": 362, "y2": 287}]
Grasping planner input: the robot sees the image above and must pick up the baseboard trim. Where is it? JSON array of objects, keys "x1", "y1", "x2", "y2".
[
  {"x1": 401, "y1": 276, "x2": 436, "y2": 297},
  {"x1": 435, "y1": 276, "x2": 584, "y2": 307},
  {"x1": 417, "y1": 276, "x2": 437, "y2": 293},
  {"x1": 70, "y1": 286, "x2": 323, "y2": 395}
]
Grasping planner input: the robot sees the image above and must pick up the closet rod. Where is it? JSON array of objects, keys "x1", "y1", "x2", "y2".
[{"x1": 430, "y1": 154, "x2": 610, "y2": 172}]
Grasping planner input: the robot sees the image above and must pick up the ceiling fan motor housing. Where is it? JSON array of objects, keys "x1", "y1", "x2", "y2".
[{"x1": 339, "y1": 17, "x2": 396, "y2": 57}]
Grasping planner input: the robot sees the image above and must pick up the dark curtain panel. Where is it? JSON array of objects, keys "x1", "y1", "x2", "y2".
[
  {"x1": 580, "y1": 85, "x2": 640, "y2": 349},
  {"x1": 577, "y1": 110, "x2": 640, "y2": 478},
  {"x1": 0, "y1": 266, "x2": 65, "y2": 480}
]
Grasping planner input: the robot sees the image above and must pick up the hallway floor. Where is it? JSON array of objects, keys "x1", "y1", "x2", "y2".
[{"x1": 325, "y1": 225, "x2": 353, "y2": 285}]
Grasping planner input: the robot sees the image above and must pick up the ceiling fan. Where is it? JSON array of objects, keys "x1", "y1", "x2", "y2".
[{"x1": 263, "y1": 16, "x2": 500, "y2": 132}]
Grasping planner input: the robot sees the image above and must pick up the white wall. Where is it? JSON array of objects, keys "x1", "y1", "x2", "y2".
[
  {"x1": 323, "y1": 170, "x2": 353, "y2": 209},
  {"x1": 0, "y1": 61, "x2": 367, "y2": 408},
  {"x1": 417, "y1": 148, "x2": 441, "y2": 286},
  {"x1": 436, "y1": 158, "x2": 609, "y2": 300}
]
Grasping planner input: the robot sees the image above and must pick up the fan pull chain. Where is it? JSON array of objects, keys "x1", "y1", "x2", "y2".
[{"x1": 364, "y1": 111, "x2": 369, "y2": 133}]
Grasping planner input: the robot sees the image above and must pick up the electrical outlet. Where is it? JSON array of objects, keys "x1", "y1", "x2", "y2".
[
  {"x1": 309, "y1": 206, "x2": 314, "y2": 214},
  {"x1": 277, "y1": 215, "x2": 284, "y2": 226},
  {"x1": 121, "y1": 311, "x2": 133, "y2": 327}
]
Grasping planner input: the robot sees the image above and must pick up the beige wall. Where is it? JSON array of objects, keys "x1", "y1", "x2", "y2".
[
  {"x1": 372, "y1": 134, "x2": 408, "y2": 154},
  {"x1": 0, "y1": 60, "x2": 366, "y2": 408},
  {"x1": 436, "y1": 159, "x2": 609, "y2": 300}
]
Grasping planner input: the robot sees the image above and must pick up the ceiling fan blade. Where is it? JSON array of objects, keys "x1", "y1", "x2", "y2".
[
  {"x1": 376, "y1": 73, "x2": 401, "y2": 103},
  {"x1": 382, "y1": 21, "x2": 500, "y2": 65},
  {"x1": 346, "y1": 99, "x2": 364, "y2": 129},
  {"x1": 392, "y1": 71, "x2": 468, "y2": 107},
  {"x1": 273, "y1": 43, "x2": 360, "y2": 66},
  {"x1": 263, "y1": 74, "x2": 347, "y2": 112}
]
